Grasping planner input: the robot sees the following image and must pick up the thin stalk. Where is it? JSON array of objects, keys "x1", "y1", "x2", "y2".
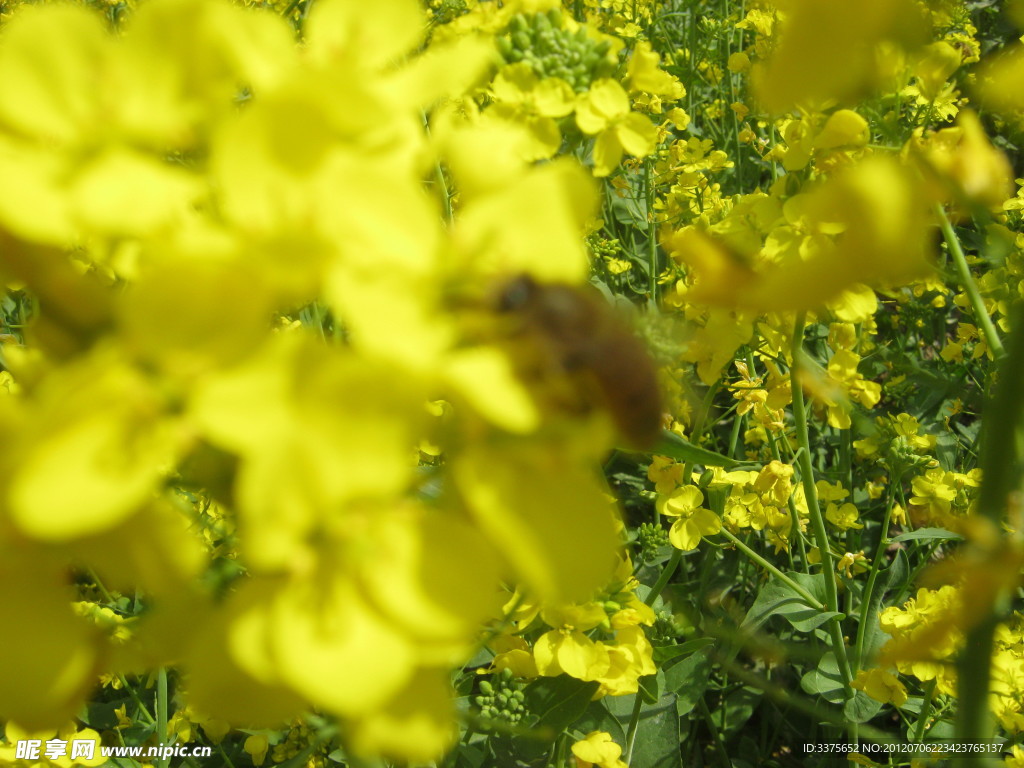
[
  {"x1": 719, "y1": 528, "x2": 824, "y2": 611},
  {"x1": 713, "y1": 652, "x2": 894, "y2": 745},
  {"x1": 645, "y1": 548, "x2": 682, "y2": 607},
  {"x1": 645, "y1": 158, "x2": 658, "y2": 305},
  {"x1": 852, "y1": 475, "x2": 901, "y2": 671},
  {"x1": 726, "y1": 409, "x2": 744, "y2": 458},
  {"x1": 791, "y1": 312, "x2": 853, "y2": 695},
  {"x1": 422, "y1": 112, "x2": 453, "y2": 224},
  {"x1": 697, "y1": 697, "x2": 732, "y2": 767},
  {"x1": 624, "y1": 692, "x2": 644, "y2": 765},
  {"x1": 912, "y1": 679, "x2": 938, "y2": 744},
  {"x1": 435, "y1": 163, "x2": 453, "y2": 225},
  {"x1": 935, "y1": 203, "x2": 1005, "y2": 359},
  {"x1": 156, "y1": 668, "x2": 170, "y2": 768}
]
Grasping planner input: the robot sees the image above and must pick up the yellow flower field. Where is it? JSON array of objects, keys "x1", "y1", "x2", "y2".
[{"x1": 0, "y1": 0, "x2": 1021, "y2": 765}]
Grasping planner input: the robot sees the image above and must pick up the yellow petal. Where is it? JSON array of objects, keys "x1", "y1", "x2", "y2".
[
  {"x1": 0, "y1": 4, "x2": 108, "y2": 142},
  {"x1": 0, "y1": 558, "x2": 98, "y2": 729},
  {"x1": 592, "y1": 129, "x2": 624, "y2": 177},
  {"x1": 813, "y1": 109, "x2": 869, "y2": 150},
  {"x1": 305, "y1": 0, "x2": 425, "y2": 70},
  {"x1": 444, "y1": 347, "x2": 540, "y2": 433},
  {"x1": 753, "y1": 0, "x2": 928, "y2": 112},
  {"x1": 345, "y1": 668, "x2": 458, "y2": 763},
  {"x1": 270, "y1": 577, "x2": 415, "y2": 716},
  {"x1": 533, "y1": 77, "x2": 576, "y2": 118},
  {"x1": 455, "y1": 444, "x2": 620, "y2": 602},
  {"x1": 69, "y1": 149, "x2": 203, "y2": 238},
  {"x1": 576, "y1": 79, "x2": 629, "y2": 134}
]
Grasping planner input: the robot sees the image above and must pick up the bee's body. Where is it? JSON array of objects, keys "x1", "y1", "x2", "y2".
[{"x1": 495, "y1": 275, "x2": 663, "y2": 449}]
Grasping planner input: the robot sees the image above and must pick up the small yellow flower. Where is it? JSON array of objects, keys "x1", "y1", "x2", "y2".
[
  {"x1": 576, "y1": 79, "x2": 658, "y2": 176},
  {"x1": 826, "y1": 502, "x2": 864, "y2": 531},
  {"x1": 658, "y1": 485, "x2": 721, "y2": 551},
  {"x1": 852, "y1": 667, "x2": 908, "y2": 706},
  {"x1": 571, "y1": 731, "x2": 629, "y2": 768},
  {"x1": 836, "y1": 551, "x2": 868, "y2": 578}
]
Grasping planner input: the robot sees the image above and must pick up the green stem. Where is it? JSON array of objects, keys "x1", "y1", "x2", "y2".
[
  {"x1": 682, "y1": 380, "x2": 721, "y2": 479},
  {"x1": 624, "y1": 692, "x2": 644, "y2": 765},
  {"x1": 935, "y1": 203, "x2": 1005, "y2": 359},
  {"x1": 645, "y1": 548, "x2": 682, "y2": 607},
  {"x1": 954, "y1": 300, "x2": 1024, "y2": 762},
  {"x1": 791, "y1": 312, "x2": 854, "y2": 695},
  {"x1": 719, "y1": 528, "x2": 824, "y2": 610},
  {"x1": 156, "y1": 667, "x2": 170, "y2": 768},
  {"x1": 120, "y1": 675, "x2": 156, "y2": 725},
  {"x1": 713, "y1": 651, "x2": 895, "y2": 745},
  {"x1": 727, "y1": 408, "x2": 744, "y2": 458},
  {"x1": 852, "y1": 476, "x2": 901, "y2": 671},
  {"x1": 912, "y1": 679, "x2": 938, "y2": 744},
  {"x1": 697, "y1": 697, "x2": 732, "y2": 767},
  {"x1": 422, "y1": 112, "x2": 453, "y2": 225},
  {"x1": 435, "y1": 162, "x2": 453, "y2": 225},
  {"x1": 645, "y1": 157, "x2": 658, "y2": 305}
]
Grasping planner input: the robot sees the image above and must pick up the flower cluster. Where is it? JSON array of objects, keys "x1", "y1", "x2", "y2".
[{"x1": 0, "y1": 0, "x2": 650, "y2": 760}]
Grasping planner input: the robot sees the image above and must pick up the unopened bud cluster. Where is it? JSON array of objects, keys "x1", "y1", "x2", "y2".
[
  {"x1": 637, "y1": 521, "x2": 670, "y2": 562},
  {"x1": 587, "y1": 235, "x2": 623, "y2": 259},
  {"x1": 497, "y1": 11, "x2": 616, "y2": 92},
  {"x1": 475, "y1": 668, "x2": 527, "y2": 726},
  {"x1": 428, "y1": 0, "x2": 468, "y2": 25}
]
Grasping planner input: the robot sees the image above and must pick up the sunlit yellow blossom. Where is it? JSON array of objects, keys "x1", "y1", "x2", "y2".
[
  {"x1": 657, "y1": 485, "x2": 722, "y2": 551},
  {"x1": 576, "y1": 79, "x2": 658, "y2": 176},
  {"x1": 647, "y1": 455, "x2": 685, "y2": 494},
  {"x1": 910, "y1": 110, "x2": 1014, "y2": 211},
  {"x1": 571, "y1": 731, "x2": 629, "y2": 768},
  {"x1": 488, "y1": 64, "x2": 576, "y2": 160},
  {"x1": 826, "y1": 503, "x2": 864, "y2": 531},
  {"x1": 627, "y1": 41, "x2": 685, "y2": 99},
  {"x1": 534, "y1": 605, "x2": 610, "y2": 680},
  {"x1": 852, "y1": 667, "x2": 908, "y2": 706},
  {"x1": 667, "y1": 157, "x2": 934, "y2": 313},
  {"x1": 836, "y1": 551, "x2": 868, "y2": 577}
]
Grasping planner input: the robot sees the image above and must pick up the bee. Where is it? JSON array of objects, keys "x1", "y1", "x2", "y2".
[{"x1": 493, "y1": 274, "x2": 663, "y2": 450}]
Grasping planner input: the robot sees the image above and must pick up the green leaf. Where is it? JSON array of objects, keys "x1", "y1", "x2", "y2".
[
  {"x1": 641, "y1": 430, "x2": 748, "y2": 468},
  {"x1": 889, "y1": 527, "x2": 963, "y2": 543},
  {"x1": 576, "y1": 699, "x2": 627, "y2": 743},
  {"x1": 639, "y1": 671, "x2": 661, "y2": 704},
  {"x1": 800, "y1": 652, "x2": 845, "y2": 704},
  {"x1": 844, "y1": 689, "x2": 883, "y2": 723},
  {"x1": 524, "y1": 675, "x2": 600, "y2": 737},
  {"x1": 652, "y1": 637, "x2": 716, "y2": 664},
  {"x1": 664, "y1": 646, "x2": 713, "y2": 716},
  {"x1": 742, "y1": 572, "x2": 841, "y2": 632},
  {"x1": 858, "y1": 549, "x2": 908, "y2": 665},
  {"x1": 720, "y1": 686, "x2": 763, "y2": 738},
  {"x1": 627, "y1": 694, "x2": 683, "y2": 768}
]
